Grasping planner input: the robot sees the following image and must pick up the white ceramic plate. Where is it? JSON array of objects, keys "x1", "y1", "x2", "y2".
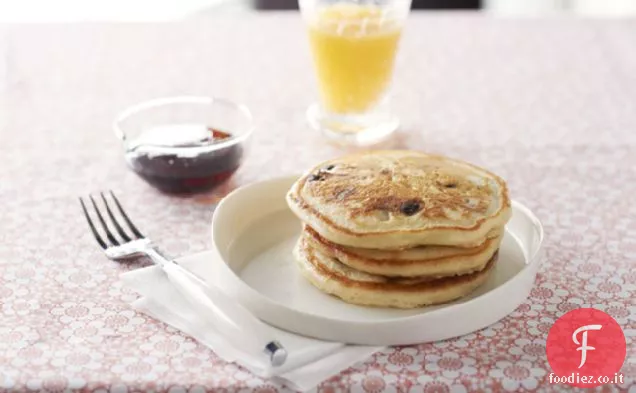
[{"x1": 209, "y1": 175, "x2": 544, "y2": 346}]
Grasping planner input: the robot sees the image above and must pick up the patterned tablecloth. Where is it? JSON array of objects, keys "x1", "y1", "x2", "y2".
[{"x1": 1, "y1": 11, "x2": 635, "y2": 392}]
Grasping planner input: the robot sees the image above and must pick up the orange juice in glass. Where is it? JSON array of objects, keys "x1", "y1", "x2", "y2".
[{"x1": 299, "y1": 0, "x2": 411, "y2": 146}]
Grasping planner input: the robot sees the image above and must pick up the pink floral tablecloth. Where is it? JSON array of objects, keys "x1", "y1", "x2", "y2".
[{"x1": 1, "y1": 11, "x2": 635, "y2": 392}]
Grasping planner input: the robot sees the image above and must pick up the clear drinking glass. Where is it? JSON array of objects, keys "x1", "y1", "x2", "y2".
[{"x1": 299, "y1": 0, "x2": 412, "y2": 146}]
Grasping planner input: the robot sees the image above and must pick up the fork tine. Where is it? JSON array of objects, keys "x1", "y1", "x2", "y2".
[
  {"x1": 79, "y1": 197, "x2": 107, "y2": 249},
  {"x1": 100, "y1": 192, "x2": 132, "y2": 242},
  {"x1": 89, "y1": 195, "x2": 120, "y2": 246},
  {"x1": 109, "y1": 191, "x2": 144, "y2": 239}
]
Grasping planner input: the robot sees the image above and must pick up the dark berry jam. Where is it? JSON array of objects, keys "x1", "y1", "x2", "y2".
[{"x1": 125, "y1": 126, "x2": 243, "y2": 194}]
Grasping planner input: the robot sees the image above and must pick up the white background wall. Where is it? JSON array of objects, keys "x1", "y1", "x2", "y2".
[
  {"x1": 1, "y1": 0, "x2": 635, "y2": 22},
  {"x1": 484, "y1": 0, "x2": 636, "y2": 16},
  {"x1": 0, "y1": 0, "x2": 248, "y2": 22}
]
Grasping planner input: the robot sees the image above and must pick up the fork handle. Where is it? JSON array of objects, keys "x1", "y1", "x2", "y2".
[{"x1": 144, "y1": 248, "x2": 287, "y2": 368}]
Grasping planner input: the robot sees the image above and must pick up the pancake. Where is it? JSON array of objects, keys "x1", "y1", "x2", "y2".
[
  {"x1": 286, "y1": 150, "x2": 512, "y2": 249},
  {"x1": 293, "y1": 236, "x2": 498, "y2": 309},
  {"x1": 303, "y1": 225, "x2": 503, "y2": 278}
]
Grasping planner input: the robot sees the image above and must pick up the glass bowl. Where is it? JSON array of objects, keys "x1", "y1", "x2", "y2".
[{"x1": 113, "y1": 96, "x2": 254, "y2": 194}]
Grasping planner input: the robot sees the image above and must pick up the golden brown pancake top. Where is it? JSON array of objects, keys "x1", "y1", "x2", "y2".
[{"x1": 299, "y1": 150, "x2": 505, "y2": 221}]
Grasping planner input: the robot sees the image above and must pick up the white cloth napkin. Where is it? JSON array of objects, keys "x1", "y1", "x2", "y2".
[{"x1": 120, "y1": 252, "x2": 382, "y2": 392}]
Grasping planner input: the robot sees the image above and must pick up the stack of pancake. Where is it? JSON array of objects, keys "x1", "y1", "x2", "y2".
[{"x1": 286, "y1": 150, "x2": 512, "y2": 309}]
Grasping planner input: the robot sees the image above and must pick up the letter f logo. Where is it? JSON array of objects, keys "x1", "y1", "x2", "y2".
[{"x1": 572, "y1": 324, "x2": 602, "y2": 368}]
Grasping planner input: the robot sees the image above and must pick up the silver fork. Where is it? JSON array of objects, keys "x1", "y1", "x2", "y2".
[{"x1": 79, "y1": 191, "x2": 287, "y2": 367}]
